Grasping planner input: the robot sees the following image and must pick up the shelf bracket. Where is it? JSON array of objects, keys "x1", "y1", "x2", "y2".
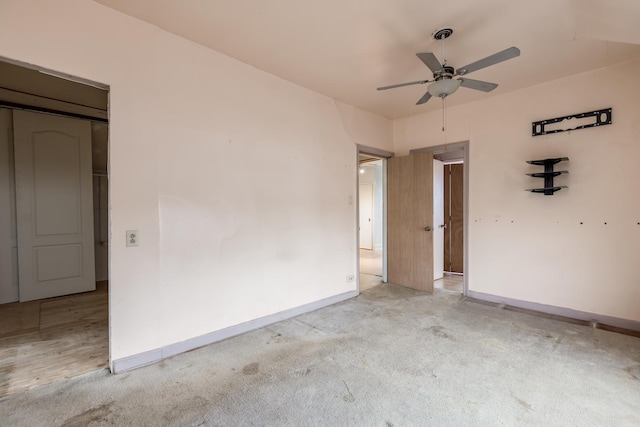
[
  {"x1": 525, "y1": 157, "x2": 569, "y2": 195},
  {"x1": 532, "y1": 108, "x2": 611, "y2": 137}
]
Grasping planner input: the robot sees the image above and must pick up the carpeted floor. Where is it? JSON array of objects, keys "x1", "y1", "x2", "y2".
[{"x1": 1, "y1": 283, "x2": 639, "y2": 426}]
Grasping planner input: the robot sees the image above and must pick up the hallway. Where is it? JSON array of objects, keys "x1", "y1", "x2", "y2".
[{"x1": 359, "y1": 249, "x2": 382, "y2": 291}]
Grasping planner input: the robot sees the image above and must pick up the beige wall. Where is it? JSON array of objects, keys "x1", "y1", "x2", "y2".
[
  {"x1": 2, "y1": 0, "x2": 637, "y2": 366},
  {"x1": 394, "y1": 58, "x2": 640, "y2": 322},
  {"x1": 0, "y1": 0, "x2": 393, "y2": 361}
]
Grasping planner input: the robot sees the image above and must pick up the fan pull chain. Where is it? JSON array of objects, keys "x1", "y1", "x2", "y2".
[{"x1": 442, "y1": 97, "x2": 446, "y2": 132}]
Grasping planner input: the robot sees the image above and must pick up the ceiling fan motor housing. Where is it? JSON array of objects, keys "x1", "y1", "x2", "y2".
[{"x1": 434, "y1": 66, "x2": 455, "y2": 80}]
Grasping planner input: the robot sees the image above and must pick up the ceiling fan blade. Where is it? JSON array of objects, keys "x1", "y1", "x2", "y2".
[
  {"x1": 377, "y1": 79, "x2": 430, "y2": 91},
  {"x1": 456, "y1": 46, "x2": 520, "y2": 75},
  {"x1": 416, "y1": 52, "x2": 442, "y2": 73},
  {"x1": 458, "y1": 78, "x2": 498, "y2": 92},
  {"x1": 416, "y1": 91, "x2": 432, "y2": 105}
]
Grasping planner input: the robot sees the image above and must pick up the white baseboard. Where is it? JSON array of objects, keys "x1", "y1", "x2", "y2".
[
  {"x1": 467, "y1": 290, "x2": 640, "y2": 332},
  {"x1": 112, "y1": 290, "x2": 359, "y2": 373}
]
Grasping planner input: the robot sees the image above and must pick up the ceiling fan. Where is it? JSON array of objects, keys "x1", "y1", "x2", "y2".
[{"x1": 377, "y1": 28, "x2": 520, "y2": 105}]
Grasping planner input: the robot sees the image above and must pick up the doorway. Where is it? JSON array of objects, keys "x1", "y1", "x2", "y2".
[
  {"x1": 437, "y1": 161, "x2": 464, "y2": 293},
  {"x1": 358, "y1": 155, "x2": 384, "y2": 291},
  {"x1": 357, "y1": 146, "x2": 392, "y2": 293},
  {"x1": 411, "y1": 142, "x2": 468, "y2": 295},
  {"x1": 443, "y1": 162, "x2": 464, "y2": 275},
  {"x1": 0, "y1": 58, "x2": 110, "y2": 397}
]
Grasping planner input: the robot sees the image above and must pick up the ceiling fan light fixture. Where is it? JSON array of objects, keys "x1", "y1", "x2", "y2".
[{"x1": 427, "y1": 79, "x2": 461, "y2": 98}]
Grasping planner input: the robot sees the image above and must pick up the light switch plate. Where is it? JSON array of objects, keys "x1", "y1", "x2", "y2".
[{"x1": 126, "y1": 230, "x2": 139, "y2": 247}]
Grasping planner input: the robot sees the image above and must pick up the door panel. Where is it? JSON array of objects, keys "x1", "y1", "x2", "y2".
[
  {"x1": 33, "y1": 133, "x2": 81, "y2": 235},
  {"x1": 14, "y1": 110, "x2": 95, "y2": 302},
  {"x1": 388, "y1": 152, "x2": 434, "y2": 292},
  {"x1": 35, "y1": 244, "x2": 83, "y2": 281},
  {"x1": 359, "y1": 183, "x2": 373, "y2": 250}
]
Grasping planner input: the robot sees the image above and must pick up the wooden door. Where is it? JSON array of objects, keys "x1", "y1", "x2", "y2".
[
  {"x1": 444, "y1": 163, "x2": 464, "y2": 273},
  {"x1": 359, "y1": 183, "x2": 374, "y2": 250},
  {"x1": 387, "y1": 152, "x2": 434, "y2": 292},
  {"x1": 13, "y1": 110, "x2": 95, "y2": 302},
  {"x1": 432, "y1": 159, "x2": 444, "y2": 280}
]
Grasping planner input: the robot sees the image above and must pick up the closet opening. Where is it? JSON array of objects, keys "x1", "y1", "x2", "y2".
[{"x1": 0, "y1": 57, "x2": 110, "y2": 397}]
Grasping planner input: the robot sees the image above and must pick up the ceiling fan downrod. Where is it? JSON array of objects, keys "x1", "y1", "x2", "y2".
[{"x1": 433, "y1": 28, "x2": 453, "y2": 65}]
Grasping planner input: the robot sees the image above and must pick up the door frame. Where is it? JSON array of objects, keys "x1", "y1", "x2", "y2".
[
  {"x1": 0, "y1": 55, "x2": 112, "y2": 368},
  {"x1": 410, "y1": 141, "x2": 469, "y2": 296},
  {"x1": 356, "y1": 144, "x2": 394, "y2": 293}
]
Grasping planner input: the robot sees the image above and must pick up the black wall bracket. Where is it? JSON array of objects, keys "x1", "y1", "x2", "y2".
[
  {"x1": 526, "y1": 157, "x2": 569, "y2": 195},
  {"x1": 532, "y1": 108, "x2": 611, "y2": 137}
]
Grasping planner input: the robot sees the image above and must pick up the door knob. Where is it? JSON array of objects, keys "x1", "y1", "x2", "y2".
[
  {"x1": 424, "y1": 226, "x2": 432, "y2": 231},
  {"x1": 439, "y1": 224, "x2": 447, "y2": 228}
]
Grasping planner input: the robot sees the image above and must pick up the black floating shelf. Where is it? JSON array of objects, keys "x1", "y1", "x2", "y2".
[
  {"x1": 526, "y1": 186, "x2": 568, "y2": 194},
  {"x1": 526, "y1": 157, "x2": 569, "y2": 195},
  {"x1": 526, "y1": 170, "x2": 569, "y2": 178},
  {"x1": 526, "y1": 157, "x2": 569, "y2": 166}
]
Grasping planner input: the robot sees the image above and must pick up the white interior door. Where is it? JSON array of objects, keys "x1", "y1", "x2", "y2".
[
  {"x1": 359, "y1": 183, "x2": 373, "y2": 250},
  {"x1": 433, "y1": 159, "x2": 444, "y2": 280},
  {"x1": 13, "y1": 110, "x2": 95, "y2": 302}
]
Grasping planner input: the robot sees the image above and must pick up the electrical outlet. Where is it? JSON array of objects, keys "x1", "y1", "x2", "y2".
[
  {"x1": 126, "y1": 230, "x2": 139, "y2": 247},
  {"x1": 346, "y1": 275, "x2": 355, "y2": 283}
]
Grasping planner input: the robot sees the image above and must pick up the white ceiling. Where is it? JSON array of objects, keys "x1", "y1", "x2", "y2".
[{"x1": 94, "y1": 0, "x2": 640, "y2": 119}]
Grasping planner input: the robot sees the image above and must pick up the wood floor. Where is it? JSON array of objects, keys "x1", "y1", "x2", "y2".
[
  {"x1": 0, "y1": 281, "x2": 108, "y2": 398},
  {"x1": 360, "y1": 249, "x2": 383, "y2": 291},
  {"x1": 359, "y1": 248, "x2": 382, "y2": 276},
  {"x1": 359, "y1": 250, "x2": 464, "y2": 293},
  {"x1": 435, "y1": 273, "x2": 463, "y2": 293}
]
